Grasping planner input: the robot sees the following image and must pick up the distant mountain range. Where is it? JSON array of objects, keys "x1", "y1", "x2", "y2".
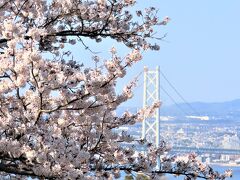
[
  {"x1": 117, "y1": 99, "x2": 240, "y2": 122},
  {"x1": 160, "y1": 99, "x2": 240, "y2": 116}
]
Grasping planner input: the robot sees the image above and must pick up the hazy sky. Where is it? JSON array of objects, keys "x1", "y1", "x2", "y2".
[{"x1": 70, "y1": 0, "x2": 240, "y2": 107}]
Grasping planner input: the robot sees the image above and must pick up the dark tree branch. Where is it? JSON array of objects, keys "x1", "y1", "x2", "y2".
[
  {"x1": 0, "y1": 162, "x2": 57, "y2": 179},
  {"x1": 90, "y1": 165, "x2": 209, "y2": 179}
]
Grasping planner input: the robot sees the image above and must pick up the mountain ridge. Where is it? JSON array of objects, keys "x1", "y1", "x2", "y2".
[
  {"x1": 161, "y1": 99, "x2": 240, "y2": 116},
  {"x1": 118, "y1": 99, "x2": 240, "y2": 118}
]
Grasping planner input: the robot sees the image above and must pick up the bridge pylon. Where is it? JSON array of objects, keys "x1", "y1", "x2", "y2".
[{"x1": 141, "y1": 66, "x2": 161, "y2": 170}]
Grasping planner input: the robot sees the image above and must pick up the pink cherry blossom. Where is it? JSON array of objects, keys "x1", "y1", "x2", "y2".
[{"x1": 0, "y1": 0, "x2": 231, "y2": 179}]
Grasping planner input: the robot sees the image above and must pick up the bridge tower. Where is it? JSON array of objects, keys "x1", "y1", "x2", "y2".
[{"x1": 141, "y1": 66, "x2": 161, "y2": 170}]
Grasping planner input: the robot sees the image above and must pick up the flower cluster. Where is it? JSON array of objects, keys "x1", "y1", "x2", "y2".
[{"x1": 0, "y1": 0, "x2": 231, "y2": 180}]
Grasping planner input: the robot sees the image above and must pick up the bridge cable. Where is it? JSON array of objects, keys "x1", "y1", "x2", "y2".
[
  {"x1": 133, "y1": 70, "x2": 190, "y2": 117},
  {"x1": 160, "y1": 85, "x2": 189, "y2": 116},
  {"x1": 160, "y1": 70, "x2": 200, "y2": 116}
]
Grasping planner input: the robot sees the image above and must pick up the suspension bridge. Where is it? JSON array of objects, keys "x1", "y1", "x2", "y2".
[{"x1": 138, "y1": 66, "x2": 240, "y2": 168}]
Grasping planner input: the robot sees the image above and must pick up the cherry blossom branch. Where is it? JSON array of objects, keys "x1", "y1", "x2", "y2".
[
  {"x1": 0, "y1": 162, "x2": 56, "y2": 180},
  {"x1": 0, "y1": 163, "x2": 33, "y2": 177},
  {"x1": 0, "y1": 1, "x2": 230, "y2": 180},
  {"x1": 89, "y1": 165, "x2": 210, "y2": 179},
  {"x1": 0, "y1": 1, "x2": 9, "y2": 10},
  {"x1": 90, "y1": 111, "x2": 107, "y2": 152}
]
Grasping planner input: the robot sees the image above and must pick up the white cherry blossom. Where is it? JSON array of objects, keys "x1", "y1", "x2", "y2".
[{"x1": 0, "y1": 0, "x2": 231, "y2": 179}]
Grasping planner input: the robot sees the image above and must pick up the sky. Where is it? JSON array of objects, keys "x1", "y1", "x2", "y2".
[{"x1": 70, "y1": 0, "x2": 240, "y2": 107}]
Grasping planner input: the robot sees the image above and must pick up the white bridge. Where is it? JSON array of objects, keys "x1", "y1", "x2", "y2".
[{"x1": 140, "y1": 66, "x2": 240, "y2": 159}]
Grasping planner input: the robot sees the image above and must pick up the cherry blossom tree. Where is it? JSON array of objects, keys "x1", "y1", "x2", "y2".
[{"x1": 0, "y1": 0, "x2": 232, "y2": 179}]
